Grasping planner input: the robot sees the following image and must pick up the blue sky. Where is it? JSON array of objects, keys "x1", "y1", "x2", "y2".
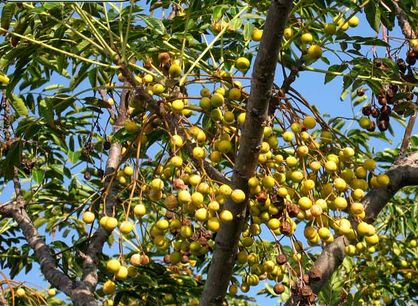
[{"x1": 0, "y1": 4, "x2": 417, "y2": 305}]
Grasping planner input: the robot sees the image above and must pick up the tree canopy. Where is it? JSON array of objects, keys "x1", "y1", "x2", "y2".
[{"x1": 0, "y1": 0, "x2": 417, "y2": 305}]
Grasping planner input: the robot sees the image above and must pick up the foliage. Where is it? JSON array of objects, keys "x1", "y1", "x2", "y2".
[{"x1": 0, "y1": 1, "x2": 417, "y2": 305}]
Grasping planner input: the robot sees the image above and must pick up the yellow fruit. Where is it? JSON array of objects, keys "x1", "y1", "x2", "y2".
[
  {"x1": 172, "y1": 99, "x2": 185, "y2": 112},
  {"x1": 0, "y1": 74, "x2": 10, "y2": 85},
  {"x1": 217, "y1": 140, "x2": 233, "y2": 153},
  {"x1": 231, "y1": 189, "x2": 246, "y2": 203},
  {"x1": 191, "y1": 192, "x2": 204, "y2": 206},
  {"x1": 334, "y1": 197, "x2": 348, "y2": 210},
  {"x1": 359, "y1": 117, "x2": 372, "y2": 129},
  {"x1": 286, "y1": 156, "x2": 298, "y2": 167},
  {"x1": 235, "y1": 57, "x2": 251, "y2": 71},
  {"x1": 345, "y1": 245, "x2": 356, "y2": 256},
  {"x1": 123, "y1": 166, "x2": 134, "y2": 176},
  {"x1": 318, "y1": 227, "x2": 331, "y2": 240},
  {"x1": 350, "y1": 202, "x2": 364, "y2": 215},
  {"x1": 143, "y1": 74, "x2": 153, "y2": 83},
  {"x1": 267, "y1": 218, "x2": 280, "y2": 230},
  {"x1": 309, "y1": 161, "x2": 321, "y2": 171},
  {"x1": 220, "y1": 209, "x2": 233, "y2": 222},
  {"x1": 82, "y1": 211, "x2": 95, "y2": 224},
  {"x1": 171, "y1": 135, "x2": 183, "y2": 147},
  {"x1": 377, "y1": 174, "x2": 390, "y2": 186},
  {"x1": 106, "y1": 259, "x2": 121, "y2": 273},
  {"x1": 156, "y1": 219, "x2": 169, "y2": 230},
  {"x1": 207, "y1": 217, "x2": 221, "y2": 232},
  {"x1": 103, "y1": 280, "x2": 116, "y2": 294},
  {"x1": 195, "y1": 208, "x2": 208, "y2": 221},
  {"x1": 352, "y1": 188, "x2": 365, "y2": 200},
  {"x1": 104, "y1": 217, "x2": 118, "y2": 231},
  {"x1": 115, "y1": 266, "x2": 128, "y2": 280},
  {"x1": 153, "y1": 83, "x2": 165, "y2": 95},
  {"x1": 282, "y1": 131, "x2": 294, "y2": 142},
  {"x1": 169, "y1": 63, "x2": 182, "y2": 76},
  {"x1": 16, "y1": 288, "x2": 26, "y2": 297},
  {"x1": 324, "y1": 160, "x2": 338, "y2": 172},
  {"x1": 134, "y1": 204, "x2": 146, "y2": 217},
  {"x1": 348, "y1": 16, "x2": 360, "y2": 27},
  {"x1": 307, "y1": 44, "x2": 322, "y2": 59},
  {"x1": 209, "y1": 93, "x2": 226, "y2": 109},
  {"x1": 301, "y1": 32, "x2": 313, "y2": 44},
  {"x1": 228, "y1": 88, "x2": 242, "y2": 100},
  {"x1": 171, "y1": 156, "x2": 183, "y2": 167},
  {"x1": 251, "y1": 28, "x2": 263, "y2": 41},
  {"x1": 151, "y1": 178, "x2": 164, "y2": 190},
  {"x1": 188, "y1": 174, "x2": 201, "y2": 186},
  {"x1": 283, "y1": 27, "x2": 293, "y2": 39},
  {"x1": 365, "y1": 234, "x2": 379, "y2": 245},
  {"x1": 237, "y1": 112, "x2": 246, "y2": 125},
  {"x1": 119, "y1": 221, "x2": 134, "y2": 234},
  {"x1": 48, "y1": 288, "x2": 56, "y2": 296},
  {"x1": 178, "y1": 190, "x2": 191, "y2": 203},
  {"x1": 180, "y1": 225, "x2": 193, "y2": 238},
  {"x1": 363, "y1": 159, "x2": 376, "y2": 170},
  {"x1": 298, "y1": 197, "x2": 313, "y2": 210},
  {"x1": 334, "y1": 178, "x2": 347, "y2": 191},
  {"x1": 262, "y1": 175, "x2": 275, "y2": 189},
  {"x1": 303, "y1": 116, "x2": 316, "y2": 129},
  {"x1": 297, "y1": 145, "x2": 309, "y2": 156},
  {"x1": 357, "y1": 222, "x2": 375, "y2": 236}
]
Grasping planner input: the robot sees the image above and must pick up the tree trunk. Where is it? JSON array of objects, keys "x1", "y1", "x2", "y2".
[{"x1": 200, "y1": 1, "x2": 293, "y2": 304}]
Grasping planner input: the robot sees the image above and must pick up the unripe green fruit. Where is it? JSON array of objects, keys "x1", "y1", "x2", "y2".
[{"x1": 210, "y1": 93, "x2": 224, "y2": 107}]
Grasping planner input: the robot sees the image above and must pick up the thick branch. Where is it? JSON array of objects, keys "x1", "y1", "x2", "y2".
[
  {"x1": 200, "y1": 1, "x2": 293, "y2": 304},
  {"x1": 0, "y1": 203, "x2": 74, "y2": 297},
  {"x1": 285, "y1": 151, "x2": 418, "y2": 305}
]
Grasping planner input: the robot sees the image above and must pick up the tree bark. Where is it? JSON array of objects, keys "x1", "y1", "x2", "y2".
[
  {"x1": 200, "y1": 1, "x2": 293, "y2": 305},
  {"x1": 285, "y1": 151, "x2": 418, "y2": 305}
]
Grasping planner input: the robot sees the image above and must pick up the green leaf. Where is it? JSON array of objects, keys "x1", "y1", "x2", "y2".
[
  {"x1": 10, "y1": 94, "x2": 29, "y2": 117},
  {"x1": 325, "y1": 63, "x2": 348, "y2": 84},
  {"x1": 1, "y1": 3, "x2": 16, "y2": 32},
  {"x1": 67, "y1": 150, "x2": 81, "y2": 164},
  {"x1": 364, "y1": 2, "x2": 381, "y2": 32},
  {"x1": 140, "y1": 15, "x2": 166, "y2": 35}
]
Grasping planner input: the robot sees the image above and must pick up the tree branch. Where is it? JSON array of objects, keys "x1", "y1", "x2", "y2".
[
  {"x1": 0, "y1": 202, "x2": 75, "y2": 298},
  {"x1": 81, "y1": 88, "x2": 128, "y2": 294},
  {"x1": 200, "y1": 1, "x2": 293, "y2": 304},
  {"x1": 286, "y1": 151, "x2": 418, "y2": 305}
]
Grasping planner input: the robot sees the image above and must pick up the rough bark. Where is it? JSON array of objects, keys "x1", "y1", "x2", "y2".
[
  {"x1": 285, "y1": 151, "x2": 418, "y2": 305},
  {"x1": 200, "y1": 1, "x2": 293, "y2": 305}
]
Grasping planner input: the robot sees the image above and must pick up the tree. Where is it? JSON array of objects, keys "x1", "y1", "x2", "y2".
[{"x1": 0, "y1": 1, "x2": 417, "y2": 305}]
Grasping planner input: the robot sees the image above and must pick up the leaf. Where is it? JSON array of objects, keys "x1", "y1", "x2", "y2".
[
  {"x1": 325, "y1": 63, "x2": 348, "y2": 84},
  {"x1": 140, "y1": 15, "x2": 166, "y2": 35},
  {"x1": 10, "y1": 94, "x2": 29, "y2": 117},
  {"x1": 67, "y1": 150, "x2": 81, "y2": 164},
  {"x1": 1, "y1": 3, "x2": 16, "y2": 32},
  {"x1": 2, "y1": 140, "x2": 22, "y2": 181},
  {"x1": 364, "y1": 2, "x2": 381, "y2": 32}
]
